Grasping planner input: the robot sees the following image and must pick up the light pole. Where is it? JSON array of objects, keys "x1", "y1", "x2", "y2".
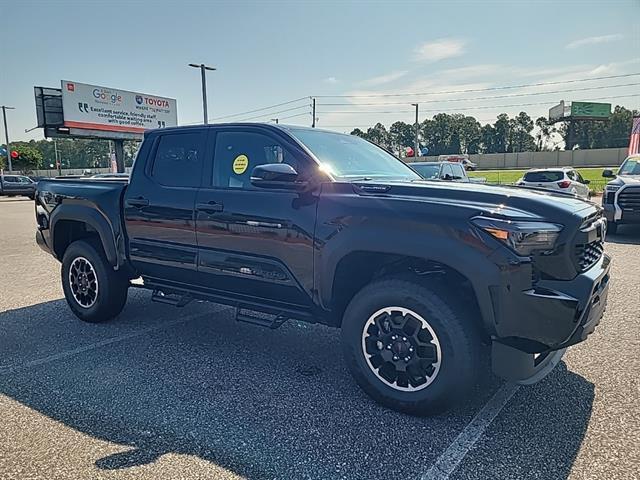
[
  {"x1": 2, "y1": 105, "x2": 15, "y2": 172},
  {"x1": 411, "y1": 103, "x2": 419, "y2": 158},
  {"x1": 189, "y1": 63, "x2": 216, "y2": 124}
]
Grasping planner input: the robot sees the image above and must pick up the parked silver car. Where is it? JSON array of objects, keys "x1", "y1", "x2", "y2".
[{"x1": 516, "y1": 168, "x2": 590, "y2": 199}]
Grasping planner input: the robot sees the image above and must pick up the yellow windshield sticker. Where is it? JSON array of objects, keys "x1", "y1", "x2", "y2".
[{"x1": 232, "y1": 154, "x2": 249, "y2": 174}]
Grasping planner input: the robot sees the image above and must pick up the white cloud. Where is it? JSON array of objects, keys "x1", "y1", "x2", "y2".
[
  {"x1": 314, "y1": 58, "x2": 640, "y2": 134},
  {"x1": 413, "y1": 38, "x2": 465, "y2": 62},
  {"x1": 358, "y1": 70, "x2": 409, "y2": 87},
  {"x1": 324, "y1": 76, "x2": 338, "y2": 84},
  {"x1": 565, "y1": 34, "x2": 623, "y2": 50}
]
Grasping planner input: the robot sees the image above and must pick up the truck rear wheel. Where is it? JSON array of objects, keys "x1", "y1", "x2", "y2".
[
  {"x1": 61, "y1": 239, "x2": 128, "y2": 323},
  {"x1": 341, "y1": 275, "x2": 481, "y2": 415}
]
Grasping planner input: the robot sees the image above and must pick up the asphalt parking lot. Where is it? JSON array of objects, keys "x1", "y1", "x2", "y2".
[{"x1": 1, "y1": 196, "x2": 639, "y2": 480}]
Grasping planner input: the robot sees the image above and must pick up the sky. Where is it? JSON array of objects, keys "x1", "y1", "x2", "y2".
[{"x1": 1, "y1": 0, "x2": 639, "y2": 143}]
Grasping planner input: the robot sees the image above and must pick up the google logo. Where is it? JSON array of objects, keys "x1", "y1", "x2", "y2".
[{"x1": 92, "y1": 89, "x2": 122, "y2": 104}]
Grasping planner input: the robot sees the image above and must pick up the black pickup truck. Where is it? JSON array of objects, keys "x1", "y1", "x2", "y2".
[{"x1": 35, "y1": 124, "x2": 611, "y2": 414}]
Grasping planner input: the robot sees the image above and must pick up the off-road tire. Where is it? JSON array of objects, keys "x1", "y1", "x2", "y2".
[
  {"x1": 341, "y1": 274, "x2": 482, "y2": 415},
  {"x1": 61, "y1": 239, "x2": 128, "y2": 323}
]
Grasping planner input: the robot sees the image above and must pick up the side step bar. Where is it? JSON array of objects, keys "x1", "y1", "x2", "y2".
[
  {"x1": 151, "y1": 290, "x2": 193, "y2": 307},
  {"x1": 151, "y1": 289, "x2": 290, "y2": 329},
  {"x1": 236, "y1": 308, "x2": 288, "y2": 329}
]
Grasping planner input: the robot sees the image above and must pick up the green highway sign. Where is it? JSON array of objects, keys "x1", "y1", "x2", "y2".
[{"x1": 570, "y1": 102, "x2": 611, "y2": 119}]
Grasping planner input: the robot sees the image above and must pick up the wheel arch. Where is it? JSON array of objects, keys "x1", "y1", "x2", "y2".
[
  {"x1": 324, "y1": 248, "x2": 499, "y2": 337},
  {"x1": 50, "y1": 205, "x2": 118, "y2": 266}
]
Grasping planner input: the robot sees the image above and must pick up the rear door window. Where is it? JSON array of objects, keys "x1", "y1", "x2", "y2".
[
  {"x1": 451, "y1": 164, "x2": 465, "y2": 179},
  {"x1": 523, "y1": 171, "x2": 563, "y2": 182},
  {"x1": 441, "y1": 164, "x2": 453, "y2": 179},
  {"x1": 151, "y1": 132, "x2": 205, "y2": 187}
]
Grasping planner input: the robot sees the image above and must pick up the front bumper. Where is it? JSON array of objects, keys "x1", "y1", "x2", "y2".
[
  {"x1": 491, "y1": 252, "x2": 611, "y2": 383},
  {"x1": 36, "y1": 228, "x2": 53, "y2": 256}
]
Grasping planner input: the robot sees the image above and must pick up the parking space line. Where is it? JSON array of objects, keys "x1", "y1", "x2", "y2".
[
  {"x1": 420, "y1": 383, "x2": 520, "y2": 480},
  {"x1": 0, "y1": 312, "x2": 209, "y2": 375}
]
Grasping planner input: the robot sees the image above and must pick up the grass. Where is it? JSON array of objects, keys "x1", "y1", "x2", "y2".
[{"x1": 468, "y1": 167, "x2": 609, "y2": 193}]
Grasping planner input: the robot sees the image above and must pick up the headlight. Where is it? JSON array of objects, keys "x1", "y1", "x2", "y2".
[
  {"x1": 472, "y1": 217, "x2": 563, "y2": 256},
  {"x1": 605, "y1": 185, "x2": 621, "y2": 192}
]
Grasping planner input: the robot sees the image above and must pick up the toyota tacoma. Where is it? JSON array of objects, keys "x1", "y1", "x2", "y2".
[{"x1": 35, "y1": 124, "x2": 611, "y2": 414}]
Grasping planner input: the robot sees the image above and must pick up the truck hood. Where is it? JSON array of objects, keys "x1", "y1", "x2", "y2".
[
  {"x1": 606, "y1": 175, "x2": 640, "y2": 187},
  {"x1": 353, "y1": 179, "x2": 597, "y2": 221}
]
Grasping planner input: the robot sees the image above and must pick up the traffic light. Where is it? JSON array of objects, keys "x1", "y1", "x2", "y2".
[{"x1": 10, "y1": 150, "x2": 19, "y2": 159}]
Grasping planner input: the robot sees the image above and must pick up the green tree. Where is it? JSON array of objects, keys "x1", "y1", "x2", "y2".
[
  {"x1": 389, "y1": 121, "x2": 415, "y2": 155},
  {"x1": 509, "y1": 112, "x2": 535, "y2": 152},
  {"x1": 365, "y1": 123, "x2": 391, "y2": 149},
  {"x1": 493, "y1": 113, "x2": 511, "y2": 153},
  {"x1": 10, "y1": 144, "x2": 44, "y2": 172}
]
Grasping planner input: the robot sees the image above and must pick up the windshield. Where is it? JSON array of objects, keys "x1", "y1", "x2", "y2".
[
  {"x1": 412, "y1": 164, "x2": 440, "y2": 179},
  {"x1": 289, "y1": 128, "x2": 420, "y2": 181},
  {"x1": 523, "y1": 171, "x2": 564, "y2": 182},
  {"x1": 619, "y1": 157, "x2": 640, "y2": 175}
]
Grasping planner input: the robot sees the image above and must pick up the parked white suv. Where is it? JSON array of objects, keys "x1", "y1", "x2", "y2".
[{"x1": 516, "y1": 168, "x2": 590, "y2": 199}]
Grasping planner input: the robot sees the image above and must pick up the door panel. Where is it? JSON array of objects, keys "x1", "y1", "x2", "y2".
[
  {"x1": 124, "y1": 130, "x2": 207, "y2": 283},
  {"x1": 195, "y1": 188, "x2": 316, "y2": 305}
]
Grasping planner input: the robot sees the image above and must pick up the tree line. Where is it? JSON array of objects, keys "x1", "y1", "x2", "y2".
[
  {"x1": 350, "y1": 105, "x2": 638, "y2": 157},
  {"x1": 0, "y1": 138, "x2": 139, "y2": 172},
  {"x1": 1, "y1": 105, "x2": 637, "y2": 171}
]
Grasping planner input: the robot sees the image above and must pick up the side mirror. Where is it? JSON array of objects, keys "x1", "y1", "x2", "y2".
[
  {"x1": 602, "y1": 169, "x2": 615, "y2": 178},
  {"x1": 583, "y1": 179, "x2": 591, "y2": 185},
  {"x1": 250, "y1": 163, "x2": 308, "y2": 190}
]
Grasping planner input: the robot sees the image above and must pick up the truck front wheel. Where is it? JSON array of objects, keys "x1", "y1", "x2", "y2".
[
  {"x1": 61, "y1": 239, "x2": 128, "y2": 323},
  {"x1": 341, "y1": 275, "x2": 481, "y2": 415}
]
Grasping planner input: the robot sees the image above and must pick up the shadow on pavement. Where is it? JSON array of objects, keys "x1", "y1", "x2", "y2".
[
  {"x1": 605, "y1": 224, "x2": 640, "y2": 245},
  {"x1": 451, "y1": 362, "x2": 595, "y2": 480},
  {"x1": 0, "y1": 297, "x2": 594, "y2": 479}
]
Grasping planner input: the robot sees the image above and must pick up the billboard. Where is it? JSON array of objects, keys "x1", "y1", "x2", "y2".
[
  {"x1": 61, "y1": 80, "x2": 177, "y2": 135},
  {"x1": 570, "y1": 101, "x2": 611, "y2": 119},
  {"x1": 549, "y1": 101, "x2": 569, "y2": 122}
]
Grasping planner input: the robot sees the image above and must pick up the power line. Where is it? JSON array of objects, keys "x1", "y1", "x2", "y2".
[
  {"x1": 238, "y1": 104, "x2": 309, "y2": 121},
  {"x1": 212, "y1": 96, "x2": 309, "y2": 121},
  {"x1": 313, "y1": 72, "x2": 640, "y2": 98},
  {"x1": 278, "y1": 112, "x2": 311, "y2": 121},
  {"x1": 317, "y1": 93, "x2": 640, "y2": 115},
  {"x1": 317, "y1": 82, "x2": 640, "y2": 106}
]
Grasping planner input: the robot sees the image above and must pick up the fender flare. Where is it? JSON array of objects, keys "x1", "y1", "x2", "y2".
[
  {"x1": 50, "y1": 204, "x2": 118, "y2": 266},
  {"x1": 318, "y1": 225, "x2": 504, "y2": 330}
]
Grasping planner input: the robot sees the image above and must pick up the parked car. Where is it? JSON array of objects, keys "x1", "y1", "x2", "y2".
[
  {"x1": 602, "y1": 154, "x2": 640, "y2": 234},
  {"x1": 35, "y1": 123, "x2": 610, "y2": 415},
  {"x1": 516, "y1": 168, "x2": 591, "y2": 199},
  {"x1": 437, "y1": 154, "x2": 477, "y2": 171},
  {"x1": 0, "y1": 174, "x2": 36, "y2": 199},
  {"x1": 410, "y1": 161, "x2": 470, "y2": 182}
]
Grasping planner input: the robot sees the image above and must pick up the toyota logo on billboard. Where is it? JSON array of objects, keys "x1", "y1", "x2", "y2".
[{"x1": 135, "y1": 95, "x2": 143, "y2": 105}]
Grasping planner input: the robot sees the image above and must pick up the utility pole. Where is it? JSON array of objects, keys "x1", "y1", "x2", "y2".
[
  {"x1": 189, "y1": 63, "x2": 217, "y2": 124},
  {"x1": 2, "y1": 105, "x2": 15, "y2": 172},
  {"x1": 54, "y1": 139, "x2": 61, "y2": 176},
  {"x1": 411, "y1": 103, "x2": 419, "y2": 158},
  {"x1": 312, "y1": 98, "x2": 316, "y2": 128}
]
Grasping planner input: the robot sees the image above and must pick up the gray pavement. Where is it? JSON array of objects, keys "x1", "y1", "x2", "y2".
[{"x1": 0, "y1": 196, "x2": 638, "y2": 479}]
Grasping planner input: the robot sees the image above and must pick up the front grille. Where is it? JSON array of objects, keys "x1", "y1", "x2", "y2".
[
  {"x1": 618, "y1": 186, "x2": 640, "y2": 210},
  {"x1": 574, "y1": 240, "x2": 604, "y2": 272}
]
